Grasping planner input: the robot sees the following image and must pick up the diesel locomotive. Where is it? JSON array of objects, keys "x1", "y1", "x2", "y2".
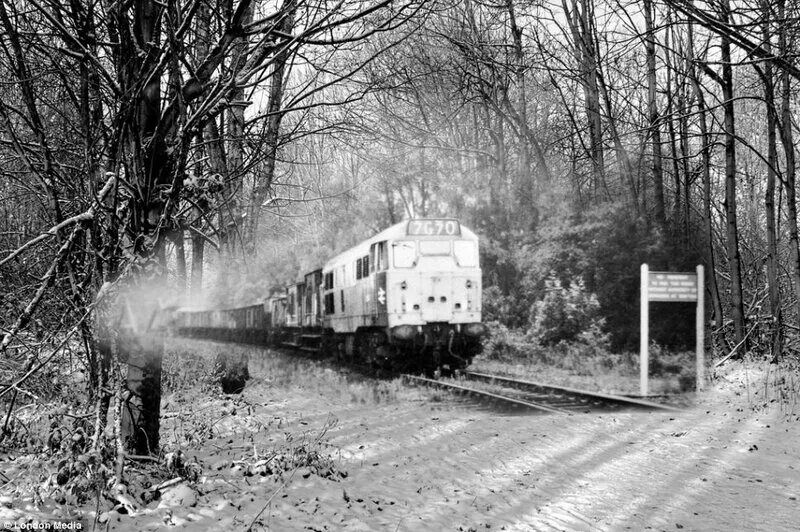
[{"x1": 173, "y1": 218, "x2": 486, "y2": 370}]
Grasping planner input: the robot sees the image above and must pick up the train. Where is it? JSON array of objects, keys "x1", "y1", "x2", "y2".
[{"x1": 172, "y1": 218, "x2": 486, "y2": 371}]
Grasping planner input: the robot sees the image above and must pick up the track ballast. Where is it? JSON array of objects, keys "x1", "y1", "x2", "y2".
[{"x1": 404, "y1": 371, "x2": 681, "y2": 414}]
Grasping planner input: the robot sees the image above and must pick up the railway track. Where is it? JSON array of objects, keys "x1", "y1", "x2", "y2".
[
  {"x1": 174, "y1": 333, "x2": 684, "y2": 414},
  {"x1": 403, "y1": 371, "x2": 681, "y2": 414}
]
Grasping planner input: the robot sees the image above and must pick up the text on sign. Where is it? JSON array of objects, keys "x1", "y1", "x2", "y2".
[{"x1": 647, "y1": 272, "x2": 698, "y2": 302}]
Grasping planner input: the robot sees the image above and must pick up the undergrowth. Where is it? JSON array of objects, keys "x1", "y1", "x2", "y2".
[
  {"x1": 475, "y1": 321, "x2": 697, "y2": 395},
  {"x1": 738, "y1": 354, "x2": 800, "y2": 418}
]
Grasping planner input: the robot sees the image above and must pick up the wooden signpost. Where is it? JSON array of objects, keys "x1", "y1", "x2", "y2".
[{"x1": 640, "y1": 264, "x2": 705, "y2": 396}]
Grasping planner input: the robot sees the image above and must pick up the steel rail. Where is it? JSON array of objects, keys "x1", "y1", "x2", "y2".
[
  {"x1": 402, "y1": 374, "x2": 570, "y2": 414},
  {"x1": 463, "y1": 371, "x2": 682, "y2": 412}
]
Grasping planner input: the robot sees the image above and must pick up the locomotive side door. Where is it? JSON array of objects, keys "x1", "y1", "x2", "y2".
[{"x1": 371, "y1": 241, "x2": 389, "y2": 327}]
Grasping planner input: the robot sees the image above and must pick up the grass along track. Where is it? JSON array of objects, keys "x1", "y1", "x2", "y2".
[{"x1": 171, "y1": 332, "x2": 687, "y2": 413}]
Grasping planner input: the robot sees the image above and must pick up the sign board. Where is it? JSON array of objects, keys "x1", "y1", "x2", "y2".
[
  {"x1": 640, "y1": 264, "x2": 705, "y2": 396},
  {"x1": 648, "y1": 272, "x2": 698, "y2": 302}
]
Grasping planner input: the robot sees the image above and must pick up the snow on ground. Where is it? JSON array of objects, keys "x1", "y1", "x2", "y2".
[
  {"x1": 4, "y1": 343, "x2": 799, "y2": 531},
  {"x1": 127, "y1": 347, "x2": 800, "y2": 531}
]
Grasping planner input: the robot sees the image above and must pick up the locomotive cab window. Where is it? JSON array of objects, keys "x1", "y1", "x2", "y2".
[
  {"x1": 370, "y1": 241, "x2": 388, "y2": 272},
  {"x1": 392, "y1": 241, "x2": 416, "y2": 268},
  {"x1": 454, "y1": 240, "x2": 477, "y2": 267}
]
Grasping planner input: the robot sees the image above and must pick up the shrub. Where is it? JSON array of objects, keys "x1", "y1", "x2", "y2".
[
  {"x1": 482, "y1": 285, "x2": 531, "y2": 329},
  {"x1": 647, "y1": 344, "x2": 694, "y2": 377},
  {"x1": 213, "y1": 351, "x2": 250, "y2": 394},
  {"x1": 479, "y1": 321, "x2": 532, "y2": 361},
  {"x1": 481, "y1": 286, "x2": 512, "y2": 324},
  {"x1": 528, "y1": 275, "x2": 605, "y2": 346}
]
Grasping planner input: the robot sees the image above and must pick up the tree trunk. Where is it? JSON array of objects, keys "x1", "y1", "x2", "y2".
[
  {"x1": 678, "y1": 90, "x2": 691, "y2": 238},
  {"x1": 663, "y1": 25, "x2": 682, "y2": 229},
  {"x1": 644, "y1": 0, "x2": 665, "y2": 228},
  {"x1": 596, "y1": 66, "x2": 637, "y2": 210},
  {"x1": 193, "y1": 3, "x2": 226, "y2": 291},
  {"x1": 669, "y1": 15, "x2": 692, "y2": 237},
  {"x1": 564, "y1": 0, "x2": 605, "y2": 197},
  {"x1": 244, "y1": 0, "x2": 297, "y2": 252},
  {"x1": 175, "y1": 230, "x2": 186, "y2": 293},
  {"x1": 720, "y1": 0, "x2": 746, "y2": 345},
  {"x1": 118, "y1": 297, "x2": 163, "y2": 455},
  {"x1": 191, "y1": 229, "x2": 205, "y2": 295},
  {"x1": 687, "y1": 21, "x2": 724, "y2": 327},
  {"x1": 505, "y1": 0, "x2": 552, "y2": 192},
  {"x1": 763, "y1": 2, "x2": 782, "y2": 361},
  {"x1": 778, "y1": 0, "x2": 800, "y2": 333},
  {"x1": 115, "y1": 0, "x2": 172, "y2": 454},
  {"x1": 221, "y1": 2, "x2": 254, "y2": 258}
]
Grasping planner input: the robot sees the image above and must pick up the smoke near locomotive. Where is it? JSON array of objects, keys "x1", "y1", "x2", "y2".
[{"x1": 173, "y1": 219, "x2": 486, "y2": 371}]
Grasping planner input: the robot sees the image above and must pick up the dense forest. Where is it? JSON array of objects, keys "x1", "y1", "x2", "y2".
[{"x1": 1, "y1": 0, "x2": 798, "y2": 482}]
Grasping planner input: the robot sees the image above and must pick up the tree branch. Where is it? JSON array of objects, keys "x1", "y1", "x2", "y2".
[
  {"x1": 0, "y1": 174, "x2": 116, "y2": 268},
  {"x1": 665, "y1": 0, "x2": 800, "y2": 81}
]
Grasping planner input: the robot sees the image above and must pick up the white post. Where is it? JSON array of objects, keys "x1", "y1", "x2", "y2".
[
  {"x1": 640, "y1": 263, "x2": 649, "y2": 396},
  {"x1": 696, "y1": 265, "x2": 705, "y2": 391}
]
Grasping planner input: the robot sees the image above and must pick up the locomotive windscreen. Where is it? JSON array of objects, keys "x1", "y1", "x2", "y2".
[
  {"x1": 393, "y1": 241, "x2": 416, "y2": 268},
  {"x1": 454, "y1": 240, "x2": 477, "y2": 267}
]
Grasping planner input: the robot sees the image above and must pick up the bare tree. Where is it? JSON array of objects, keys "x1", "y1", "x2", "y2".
[{"x1": 0, "y1": 0, "x2": 425, "y2": 457}]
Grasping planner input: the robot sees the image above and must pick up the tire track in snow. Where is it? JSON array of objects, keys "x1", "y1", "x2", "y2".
[
  {"x1": 403, "y1": 413, "x2": 670, "y2": 528},
  {"x1": 504, "y1": 406, "x2": 793, "y2": 530}
]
